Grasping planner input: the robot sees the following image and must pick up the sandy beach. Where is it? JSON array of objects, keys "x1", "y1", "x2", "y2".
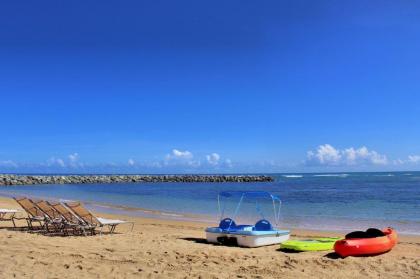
[{"x1": 0, "y1": 196, "x2": 418, "y2": 279}]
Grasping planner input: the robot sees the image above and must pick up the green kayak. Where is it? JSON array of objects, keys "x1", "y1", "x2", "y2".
[{"x1": 281, "y1": 237, "x2": 342, "y2": 251}]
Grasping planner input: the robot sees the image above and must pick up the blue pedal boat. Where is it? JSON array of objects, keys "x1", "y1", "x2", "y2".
[{"x1": 205, "y1": 191, "x2": 290, "y2": 247}]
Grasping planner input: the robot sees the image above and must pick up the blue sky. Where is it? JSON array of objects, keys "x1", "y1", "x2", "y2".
[{"x1": 1, "y1": 1, "x2": 420, "y2": 173}]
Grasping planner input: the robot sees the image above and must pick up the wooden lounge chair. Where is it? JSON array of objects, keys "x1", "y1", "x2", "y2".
[
  {"x1": 64, "y1": 202, "x2": 134, "y2": 235},
  {"x1": 47, "y1": 201, "x2": 94, "y2": 236},
  {"x1": 13, "y1": 197, "x2": 46, "y2": 230}
]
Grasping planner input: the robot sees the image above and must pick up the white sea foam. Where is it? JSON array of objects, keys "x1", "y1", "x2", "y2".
[
  {"x1": 313, "y1": 174, "x2": 349, "y2": 178},
  {"x1": 282, "y1": 175, "x2": 303, "y2": 178}
]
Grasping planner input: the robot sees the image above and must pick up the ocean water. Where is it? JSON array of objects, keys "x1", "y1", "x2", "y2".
[{"x1": 0, "y1": 172, "x2": 419, "y2": 235}]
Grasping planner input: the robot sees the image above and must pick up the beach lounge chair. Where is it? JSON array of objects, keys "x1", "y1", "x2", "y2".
[
  {"x1": 47, "y1": 201, "x2": 94, "y2": 236},
  {"x1": 33, "y1": 200, "x2": 67, "y2": 233},
  {"x1": 64, "y1": 201, "x2": 134, "y2": 235},
  {"x1": 0, "y1": 208, "x2": 20, "y2": 228},
  {"x1": 13, "y1": 197, "x2": 47, "y2": 230}
]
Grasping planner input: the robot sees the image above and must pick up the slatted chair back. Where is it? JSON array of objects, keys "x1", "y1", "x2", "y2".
[
  {"x1": 64, "y1": 202, "x2": 100, "y2": 226},
  {"x1": 48, "y1": 201, "x2": 81, "y2": 225},
  {"x1": 14, "y1": 197, "x2": 45, "y2": 218}
]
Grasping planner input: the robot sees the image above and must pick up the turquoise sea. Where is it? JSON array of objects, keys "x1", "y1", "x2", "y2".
[{"x1": 0, "y1": 172, "x2": 419, "y2": 235}]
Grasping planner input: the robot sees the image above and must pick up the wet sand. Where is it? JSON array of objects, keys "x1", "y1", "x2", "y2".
[{"x1": 0, "y1": 197, "x2": 418, "y2": 278}]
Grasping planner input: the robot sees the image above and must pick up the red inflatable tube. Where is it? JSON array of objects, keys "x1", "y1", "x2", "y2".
[{"x1": 334, "y1": 227, "x2": 397, "y2": 257}]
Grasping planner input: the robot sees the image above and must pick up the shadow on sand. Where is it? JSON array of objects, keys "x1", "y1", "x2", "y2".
[
  {"x1": 323, "y1": 252, "x2": 342, "y2": 259},
  {"x1": 180, "y1": 237, "x2": 209, "y2": 244},
  {"x1": 276, "y1": 248, "x2": 304, "y2": 253},
  {"x1": 180, "y1": 237, "x2": 243, "y2": 247}
]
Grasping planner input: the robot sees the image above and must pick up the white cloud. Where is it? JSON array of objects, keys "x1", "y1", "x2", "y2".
[
  {"x1": 343, "y1": 147, "x2": 388, "y2": 165},
  {"x1": 225, "y1": 159, "x2": 233, "y2": 168},
  {"x1": 128, "y1": 158, "x2": 135, "y2": 166},
  {"x1": 306, "y1": 144, "x2": 388, "y2": 166},
  {"x1": 307, "y1": 144, "x2": 342, "y2": 165},
  {"x1": 206, "y1": 153, "x2": 220, "y2": 166},
  {"x1": 163, "y1": 149, "x2": 201, "y2": 168},
  {"x1": 408, "y1": 155, "x2": 420, "y2": 163},
  {"x1": 166, "y1": 149, "x2": 193, "y2": 160}
]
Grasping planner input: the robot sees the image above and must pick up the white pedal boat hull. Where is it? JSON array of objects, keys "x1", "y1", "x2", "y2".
[{"x1": 206, "y1": 229, "x2": 290, "y2": 248}]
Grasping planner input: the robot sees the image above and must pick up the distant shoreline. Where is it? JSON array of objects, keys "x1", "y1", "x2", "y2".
[{"x1": 0, "y1": 174, "x2": 273, "y2": 185}]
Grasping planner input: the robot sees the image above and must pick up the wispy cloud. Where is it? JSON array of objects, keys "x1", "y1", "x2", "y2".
[
  {"x1": 0, "y1": 160, "x2": 18, "y2": 168},
  {"x1": 394, "y1": 155, "x2": 420, "y2": 165},
  {"x1": 46, "y1": 153, "x2": 84, "y2": 168},
  {"x1": 225, "y1": 159, "x2": 233, "y2": 168},
  {"x1": 68, "y1": 153, "x2": 83, "y2": 168},
  {"x1": 306, "y1": 144, "x2": 388, "y2": 166},
  {"x1": 128, "y1": 158, "x2": 135, "y2": 166},
  {"x1": 408, "y1": 155, "x2": 420, "y2": 163},
  {"x1": 1, "y1": 146, "x2": 418, "y2": 174},
  {"x1": 163, "y1": 149, "x2": 232, "y2": 171},
  {"x1": 206, "y1": 153, "x2": 220, "y2": 166},
  {"x1": 47, "y1": 157, "x2": 66, "y2": 167},
  {"x1": 68, "y1": 153, "x2": 79, "y2": 163}
]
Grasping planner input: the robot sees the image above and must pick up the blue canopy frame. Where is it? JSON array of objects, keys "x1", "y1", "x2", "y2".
[{"x1": 217, "y1": 191, "x2": 282, "y2": 227}]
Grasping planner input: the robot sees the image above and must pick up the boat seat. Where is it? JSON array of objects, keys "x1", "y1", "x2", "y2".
[
  {"x1": 345, "y1": 231, "x2": 367, "y2": 239},
  {"x1": 346, "y1": 228, "x2": 385, "y2": 239},
  {"x1": 219, "y1": 218, "x2": 237, "y2": 231},
  {"x1": 254, "y1": 219, "x2": 273, "y2": 231},
  {"x1": 366, "y1": 228, "x2": 385, "y2": 237}
]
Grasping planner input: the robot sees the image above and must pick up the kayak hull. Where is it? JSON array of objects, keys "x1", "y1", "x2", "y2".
[
  {"x1": 281, "y1": 237, "x2": 341, "y2": 251},
  {"x1": 334, "y1": 228, "x2": 397, "y2": 257}
]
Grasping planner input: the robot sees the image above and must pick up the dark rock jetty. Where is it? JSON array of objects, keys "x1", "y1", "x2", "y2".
[{"x1": 0, "y1": 174, "x2": 273, "y2": 186}]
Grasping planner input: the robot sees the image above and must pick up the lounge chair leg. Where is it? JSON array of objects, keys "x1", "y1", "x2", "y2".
[
  {"x1": 27, "y1": 219, "x2": 32, "y2": 231},
  {"x1": 11, "y1": 217, "x2": 16, "y2": 228}
]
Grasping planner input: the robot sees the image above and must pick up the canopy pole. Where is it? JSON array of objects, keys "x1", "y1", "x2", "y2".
[
  {"x1": 255, "y1": 200, "x2": 265, "y2": 220},
  {"x1": 218, "y1": 194, "x2": 227, "y2": 222},
  {"x1": 232, "y1": 194, "x2": 245, "y2": 222},
  {"x1": 272, "y1": 197, "x2": 277, "y2": 226},
  {"x1": 271, "y1": 196, "x2": 281, "y2": 227}
]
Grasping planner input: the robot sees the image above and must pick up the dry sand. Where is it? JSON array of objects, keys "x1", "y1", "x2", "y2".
[{"x1": 0, "y1": 197, "x2": 418, "y2": 279}]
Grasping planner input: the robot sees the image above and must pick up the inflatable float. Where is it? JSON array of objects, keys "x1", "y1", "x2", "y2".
[
  {"x1": 281, "y1": 237, "x2": 341, "y2": 251},
  {"x1": 334, "y1": 227, "x2": 397, "y2": 257}
]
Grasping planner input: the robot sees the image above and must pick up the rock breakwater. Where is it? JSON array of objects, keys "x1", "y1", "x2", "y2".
[{"x1": 0, "y1": 174, "x2": 273, "y2": 185}]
